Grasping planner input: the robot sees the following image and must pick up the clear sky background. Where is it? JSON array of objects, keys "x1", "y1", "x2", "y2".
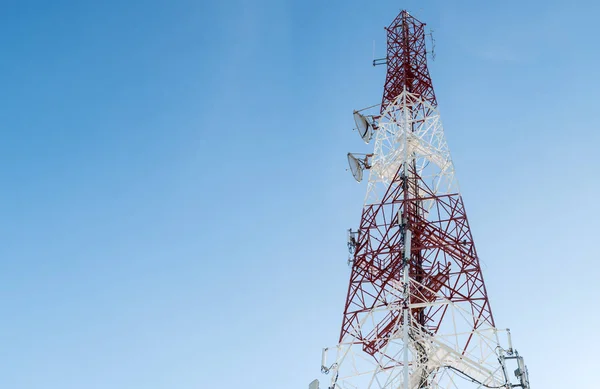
[{"x1": 0, "y1": 1, "x2": 598, "y2": 388}]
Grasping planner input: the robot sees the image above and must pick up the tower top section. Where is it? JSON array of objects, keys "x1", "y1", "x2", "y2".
[{"x1": 381, "y1": 10, "x2": 436, "y2": 113}]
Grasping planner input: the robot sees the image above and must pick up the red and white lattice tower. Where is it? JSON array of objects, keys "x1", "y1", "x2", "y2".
[{"x1": 313, "y1": 10, "x2": 530, "y2": 389}]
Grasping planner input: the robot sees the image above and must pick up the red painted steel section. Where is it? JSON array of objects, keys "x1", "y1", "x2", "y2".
[
  {"x1": 339, "y1": 10, "x2": 495, "y2": 359},
  {"x1": 381, "y1": 11, "x2": 437, "y2": 114}
]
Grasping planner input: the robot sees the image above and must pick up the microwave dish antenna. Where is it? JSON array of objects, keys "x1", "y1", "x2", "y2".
[
  {"x1": 353, "y1": 111, "x2": 376, "y2": 143},
  {"x1": 347, "y1": 153, "x2": 371, "y2": 182}
]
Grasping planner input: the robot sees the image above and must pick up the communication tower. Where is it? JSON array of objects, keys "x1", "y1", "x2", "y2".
[{"x1": 312, "y1": 10, "x2": 530, "y2": 389}]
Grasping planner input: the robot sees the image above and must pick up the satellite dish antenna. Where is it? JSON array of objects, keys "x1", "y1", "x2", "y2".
[
  {"x1": 353, "y1": 111, "x2": 373, "y2": 143},
  {"x1": 347, "y1": 153, "x2": 371, "y2": 182}
]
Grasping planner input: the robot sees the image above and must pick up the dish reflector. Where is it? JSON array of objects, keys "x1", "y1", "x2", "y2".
[
  {"x1": 353, "y1": 111, "x2": 373, "y2": 143},
  {"x1": 347, "y1": 153, "x2": 364, "y2": 182}
]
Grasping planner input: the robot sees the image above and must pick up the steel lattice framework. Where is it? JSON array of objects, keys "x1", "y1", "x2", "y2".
[
  {"x1": 381, "y1": 12, "x2": 436, "y2": 113},
  {"x1": 317, "y1": 10, "x2": 530, "y2": 389}
]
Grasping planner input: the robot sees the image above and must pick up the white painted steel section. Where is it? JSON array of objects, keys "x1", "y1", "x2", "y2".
[{"x1": 366, "y1": 91, "x2": 458, "y2": 206}]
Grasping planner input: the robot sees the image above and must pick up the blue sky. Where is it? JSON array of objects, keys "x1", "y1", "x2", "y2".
[{"x1": 0, "y1": 1, "x2": 599, "y2": 388}]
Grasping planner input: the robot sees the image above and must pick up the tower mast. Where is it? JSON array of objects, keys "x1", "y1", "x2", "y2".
[{"x1": 315, "y1": 10, "x2": 531, "y2": 389}]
